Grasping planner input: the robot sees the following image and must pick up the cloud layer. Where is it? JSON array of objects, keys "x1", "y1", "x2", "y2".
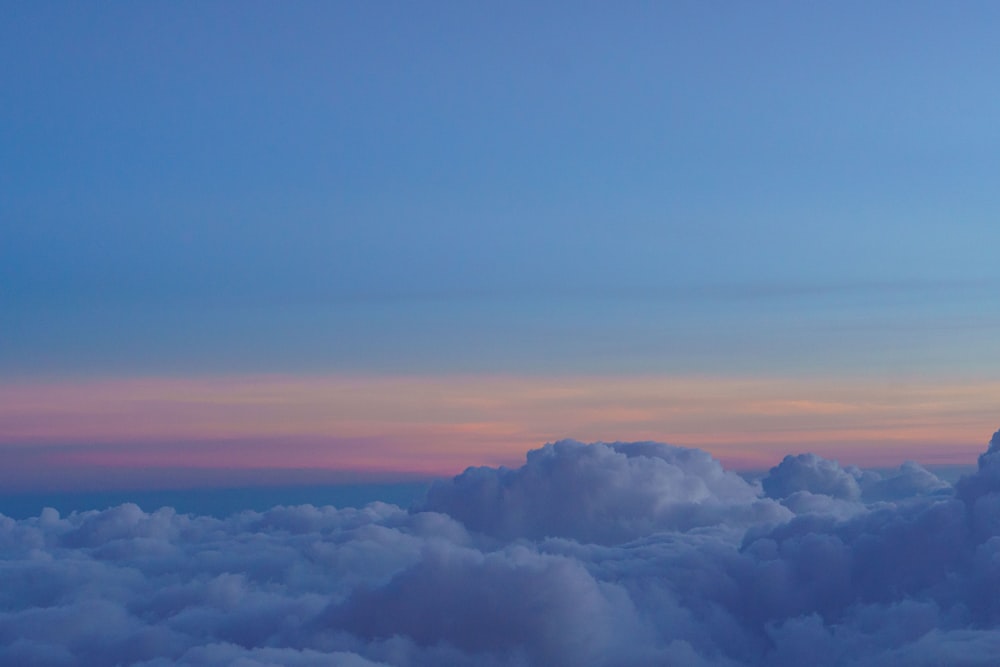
[{"x1": 3, "y1": 432, "x2": 1000, "y2": 666}]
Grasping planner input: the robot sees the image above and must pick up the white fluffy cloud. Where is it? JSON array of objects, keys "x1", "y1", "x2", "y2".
[{"x1": 3, "y1": 433, "x2": 1000, "y2": 666}]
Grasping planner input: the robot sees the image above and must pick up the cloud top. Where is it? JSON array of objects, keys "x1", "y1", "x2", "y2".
[{"x1": 420, "y1": 439, "x2": 788, "y2": 543}]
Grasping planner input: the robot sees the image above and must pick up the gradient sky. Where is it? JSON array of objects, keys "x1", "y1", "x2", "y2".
[{"x1": 3, "y1": 2, "x2": 1000, "y2": 490}]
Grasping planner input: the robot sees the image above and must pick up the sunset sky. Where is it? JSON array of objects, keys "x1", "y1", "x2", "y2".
[{"x1": 3, "y1": 2, "x2": 1000, "y2": 491}]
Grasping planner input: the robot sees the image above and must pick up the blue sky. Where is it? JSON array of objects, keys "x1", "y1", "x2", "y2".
[
  {"x1": 5, "y1": 2, "x2": 1000, "y2": 375},
  {"x1": 2, "y1": 3, "x2": 1000, "y2": 485}
]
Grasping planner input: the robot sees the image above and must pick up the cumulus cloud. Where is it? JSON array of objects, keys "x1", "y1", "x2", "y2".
[
  {"x1": 419, "y1": 440, "x2": 790, "y2": 543},
  {"x1": 762, "y1": 453, "x2": 862, "y2": 501},
  {"x1": 761, "y1": 453, "x2": 948, "y2": 518},
  {"x1": 856, "y1": 460, "x2": 950, "y2": 503},
  {"x1": 3, "y1": 432, "x2": 1000, "y2": 666}
]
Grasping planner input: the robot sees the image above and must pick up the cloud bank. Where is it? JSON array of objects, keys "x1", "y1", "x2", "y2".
[{"x1": 3, "y1": 432, "x2": 1000, "y2": 665}]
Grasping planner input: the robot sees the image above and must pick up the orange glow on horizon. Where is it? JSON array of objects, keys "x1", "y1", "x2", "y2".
[{"x1": 0, "y1": 373, "x2": 997, "y2": 489}]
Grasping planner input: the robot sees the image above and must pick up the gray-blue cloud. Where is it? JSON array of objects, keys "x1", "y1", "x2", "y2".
[{"x1": 3, "y1": 432, "x2": 1000, "y2": 666}]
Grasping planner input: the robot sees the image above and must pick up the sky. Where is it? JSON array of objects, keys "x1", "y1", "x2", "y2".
[{"x1": 3, "y1": 2, "x2": 1000, "y2": 491}]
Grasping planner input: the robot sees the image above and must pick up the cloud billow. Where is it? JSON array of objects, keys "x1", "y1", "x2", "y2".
[
  {"x1": 3, "y1": 431, "x2": 1000, "y2": 665},
  {"x1": 419, "y1": 440, "x2": 790, "y2": 544}
]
